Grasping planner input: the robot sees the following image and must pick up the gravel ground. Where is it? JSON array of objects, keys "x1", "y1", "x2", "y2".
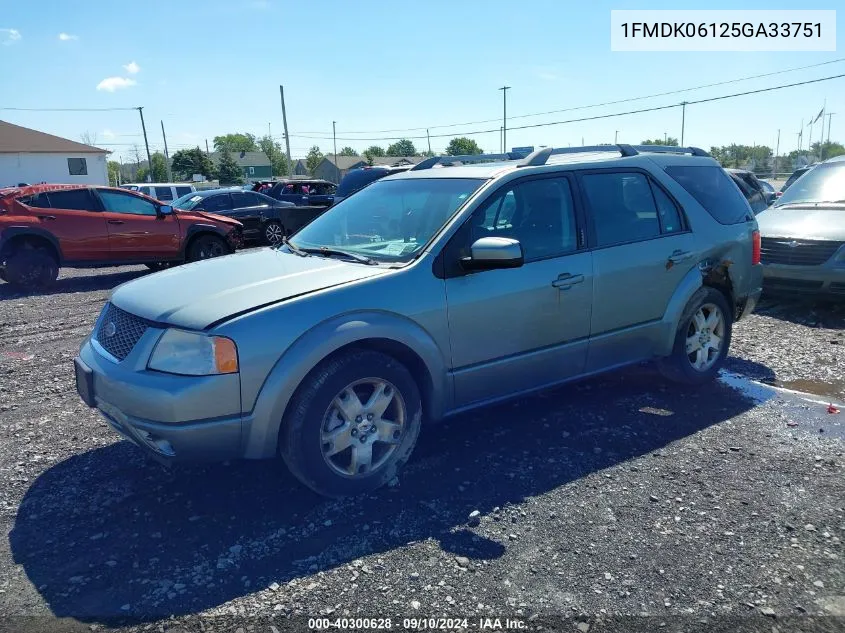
[{"x1": 0, "y1": 265, "x2": 843, "y2": 633}]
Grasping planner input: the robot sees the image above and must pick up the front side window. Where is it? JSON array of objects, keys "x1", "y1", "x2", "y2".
[
  {"x1": 290, "y1": 178, "x2": 484, "y2": 263},
  {"x1": 98, "y1": 190, "x2": 158, "y2": 216},
  {"x1": 203, "y1": 194, "x2": 231, "y2": 212},
  {"x1": 67, "y1": 158, "x2": 88, "y2": 176},
  {"x1": 775, "y1": 162, "x2": 845, "y2": 206},
  {"x1": 581, "y1": 172, "x2": 661, "y2": 247}
]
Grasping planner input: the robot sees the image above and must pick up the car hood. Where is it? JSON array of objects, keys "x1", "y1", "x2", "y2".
[
  {"x1": 110, "y1": 248, "x2": 387, "y2": 330},
  {"x1": 176, "y1": 209, "x2": 242, "y2": 227},
  {"x1": 756, "y1": 205, "x2": 845, "y2": 241}
]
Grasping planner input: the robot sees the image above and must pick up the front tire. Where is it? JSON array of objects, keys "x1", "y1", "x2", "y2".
[
  {"x1": 280, "y1": 350, "x2": 423, "y2": 498},
  {"x1": 658, "y1": 286, "x2": 732, "y2": 385},
  {"x1": 4, "y1": 247, "x2": 59, "y2": 289},
  {"x1": 263, "y1": 221, "x2": 285, "y2": 245},
  {"x1": 187, "y1": 234, "x2": 229, "y2": 262}
]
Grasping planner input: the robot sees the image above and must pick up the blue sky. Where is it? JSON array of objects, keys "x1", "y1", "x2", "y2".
[{"x1": 0, "y1": 0, "x2": 842, "y2": 160}]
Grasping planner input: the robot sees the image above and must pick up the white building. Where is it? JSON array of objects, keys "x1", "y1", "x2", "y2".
[{"x1": 0, "y1": 120, "x2": 110, "y2": 187}]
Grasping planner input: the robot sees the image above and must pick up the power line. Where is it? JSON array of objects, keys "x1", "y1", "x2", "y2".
[
  {"x1": 0, "y1": 106, "x2": 140, "y2": 112},
  {"x1": 285, "y1": 72, "x2": 845, "y2": 142},
  {"x1": 289, "y1": 57, "x2": 845, "y2": 135}
]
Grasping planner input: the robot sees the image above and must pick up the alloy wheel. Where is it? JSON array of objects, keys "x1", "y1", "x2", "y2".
[
  {"x1": 685, "y1": 302, "x2": 725, "y2": 372},
  {"x1": 320, "y1": 378, "x2": 406, "y2": 477}
]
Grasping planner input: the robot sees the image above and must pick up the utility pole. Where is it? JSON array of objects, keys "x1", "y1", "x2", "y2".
[
  {"x1": 268, "y1": 122, "x2": 272, "y2": 138},
  {"x1": 205, "y1": 139, "x2": 210, "y2": 156},
  {"x1": 499, "y1": 127, "x2": 503, "y2": 153},
  {"x1": 827, "y1": 112, "x2": 836, "y2": 147},
  {"x1": 614, "y1": 130, "x2": 619, "y2": 144},
  {"x1": 160, "y1": 120, "x2": 172, "y2": 182},
  {"x1": 137, "y1": 107, "x2": 152, "y2": 183},
  {"x1": 664, "y1": 131, "x2": 668, "y2": 144},
  {"x1": 332, "y1": 121, "x2": 338, "y2": 184},
  {"x1": 118, "y1": 154, "x2": 123, "y2": 186},
  {"x1": 798, "y1": 118, "x2": 803, "y2": 151},
  {"x1": 680, "y1": 101, "x2": 688, "y2": 146},
  {"x1": 773, "y1": 129, "x2": 780, "y2": 179},
  {"x1": 426, "y1": 129, "x2": 431, "y2": 155},
  {"x1": 498, "y1": 86, "x2": 510, "y2": 153},
  {"x1": 279, "y1": 85, "x2": 293, "y2": 178}
]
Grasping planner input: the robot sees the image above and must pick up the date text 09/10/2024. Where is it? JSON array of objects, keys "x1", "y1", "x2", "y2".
[{"x1": 307, "y1": 617, "x2": 528, "y2": 630}]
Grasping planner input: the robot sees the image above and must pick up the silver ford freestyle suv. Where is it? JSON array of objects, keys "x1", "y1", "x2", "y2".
[{"x1": 74, "y1": 145, "x2": 763, "y2": 498}]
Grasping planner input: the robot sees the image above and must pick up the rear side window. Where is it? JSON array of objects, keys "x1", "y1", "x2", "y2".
[
  {"x1": 139, "y1": 186, "x2": 152, "y2": 196},
  {"x1": 175, "y1": 186, "x2": 193, "y2": 197},
  {"x1": 47, "y1": 188, "x2": 97, "y2": 211},
  {"x1": 154, "y1": 186, "x2": 174, "y2": 201},
  {"x1": 21, "y1": 193, "x2": 51, "y2": 208},
  {"x1": 665, "y1": 165, "x2": 750, "y2": 224},
  {"x1": 337, "y1": 169, "x2": 388, "y2": 197},
  {"x1": 581, "y1": 172, "x2": 661, "y2": 247},
  {"x1": 203, "y1": 194, "x2": 231, "y2": 212}
]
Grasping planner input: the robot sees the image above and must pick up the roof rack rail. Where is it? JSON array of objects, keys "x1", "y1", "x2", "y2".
[
  {"x1": 411, "y1": 151, "x2": 528, "y2": 171},
  {"x1": 517, "y1": 144, "x2": 710, "y2": 167}
]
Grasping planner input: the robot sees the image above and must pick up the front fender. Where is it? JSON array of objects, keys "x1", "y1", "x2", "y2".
[
  {"x1": 241, "y1": 311, "x2": 449, "y2": 459},
  {"x1": 654, "y1": 265, "x2": 704, "y2": 357}
]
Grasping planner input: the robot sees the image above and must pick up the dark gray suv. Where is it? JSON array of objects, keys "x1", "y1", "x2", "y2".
[{"x1": 75, "y1": 144, "x2": 763, "y2": 498}]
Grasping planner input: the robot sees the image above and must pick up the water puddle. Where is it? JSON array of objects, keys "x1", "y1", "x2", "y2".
[{"x1": 776, "y1": 378, "x2": 845, "y2": 401}]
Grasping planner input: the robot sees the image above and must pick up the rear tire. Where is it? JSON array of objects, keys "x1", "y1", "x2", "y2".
[
  {"x1": 4, "y1": 247, "x2": 59, "y2": 290},
  {"x1": 263, "y1": 221, "x2": 285, "y2": 245},
  {"x1": 280, "y1": 350, "x2": 423, "y2": 498},
  {"x1": 187, "y1": 234, "x2": 229, "y2": 262},
  {"x1": 658, "y1": 286, "x2": 732, "y2": 385}
]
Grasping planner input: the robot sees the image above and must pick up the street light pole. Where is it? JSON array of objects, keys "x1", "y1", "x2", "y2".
[
  {"x1": 680, "y1": 101, "x2": 687, "y2": 146},
  {"x1": 498, "y1": 86, "x2": 511, "y2": 153},
  {"x1": 332, "y1": 121, "x2": 338, "y2": 184}
]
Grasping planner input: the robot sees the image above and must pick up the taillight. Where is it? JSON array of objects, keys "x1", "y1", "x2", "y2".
[{"x1": 752, "y1": 230, "x2": 761, "y2": 265}]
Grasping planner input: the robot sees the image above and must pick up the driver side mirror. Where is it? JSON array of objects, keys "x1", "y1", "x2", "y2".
[
  {"x1": 158, "y1": 205, "x2": 173, "y2": 217},
  {"x1": 460, "y1": 236, "x2": 524, "y2": 271}
]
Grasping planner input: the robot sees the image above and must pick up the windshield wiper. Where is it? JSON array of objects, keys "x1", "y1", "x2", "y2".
[
  {"x1": 300, "y1": 246, "x2": 378, "y2": 265},
  {"x1": 279, "y1": 235, "x2": 309, "y2": 257}
]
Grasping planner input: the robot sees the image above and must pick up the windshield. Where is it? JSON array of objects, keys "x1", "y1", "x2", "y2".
[
  {"x1": 289, "y1": 178, "x2": 484, "y2": 263},
  {"x1": 172, "y1": 192, "x2": 204, "y2": 210},
  {"x1": 775, "y1": 163, "x2": 845, "y2": 206}
]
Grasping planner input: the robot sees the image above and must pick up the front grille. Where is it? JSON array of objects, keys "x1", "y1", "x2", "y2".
[
  {"x1": 760, "y1": 238, "x2": 844, "y2": 266},
  {"x1": 95, "y1": 303, "x2": 150, "y2": 361}
]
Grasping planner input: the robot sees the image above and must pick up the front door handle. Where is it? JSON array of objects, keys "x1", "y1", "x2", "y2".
[
  {"x1": 38, "y1": 215, "x2": 56, "y2": 221},
  {"x1": 107, "y1": 219, "x2": 125, "y2": 225},
  {"x1": 552, "y1": 273, "x2": 585, "y2": 290},
  {"x1": 668, "y1": 250, "x2": 693, "y2": 264}
]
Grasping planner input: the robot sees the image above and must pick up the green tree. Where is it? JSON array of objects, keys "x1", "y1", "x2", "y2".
[
  {"x1": 363, "y1": 151, "x2": 375, "y2": 166},
  {"x1": 446, "y1": 137, "x2": 483, "y2": 155},
  {"x1": 215, "y1": 149, "x2": 244, "y2": 185},
  {"x1": 364, "y1": 145, "x2": 385, "y2": 157},
  {"x1": 709, "y1": 144, "x2": 772, "y2": 169},
  {"x1": 386, "y1": 139, "x2": 416, "y2": 156},
  {"x1": 306, "y1": 145, "x2": 324, "y2": 175},
  {"x1": 107, "y1": 161, "x2": 121, "y2": 186},
  {"x1": 339, "y1": 147, "x2": 357, "y2": 156},
  {"x1": 640, "y1": 137, "x2": 679, "y2": 146},
  {"x1": 171, "y1": 147, "x2": 215, "y2": 181},
  {"x1": 148, "y1": 152, "x2": 168, "y2": 182},
  {"x1": 813, "y1": 140, "x2": 845, "y2": 160},
  {"x1": 213, "y1": 133, "x2": 258, "y2": 153},
  {"x1": 258, "y1": 135, "x2": 289, "y2": 177}
]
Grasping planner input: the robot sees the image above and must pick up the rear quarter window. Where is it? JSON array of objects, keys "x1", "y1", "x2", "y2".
[{"x1": 664, "y1": 165, "x2": 751, "y2": 225}]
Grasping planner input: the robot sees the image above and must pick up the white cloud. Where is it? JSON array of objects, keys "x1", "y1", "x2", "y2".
[
  {"x1": 96, "y1": 76, "x2": 136, "y2": 92},
  {"x1": 533, "y1": 66, "x2": 559, "y2": 81},
  {"x1": 123, "y1": 61, "x2": 140, "y2": 74},
  {"x1": 1, "y1": 28, "x2": 21, "y2": 46},
  {"x1": 58, "y1": 32, "x2": 78, "y2": 41},
  {"x1": 102, "y1": 129, "x2": 116, "y2": 139}
]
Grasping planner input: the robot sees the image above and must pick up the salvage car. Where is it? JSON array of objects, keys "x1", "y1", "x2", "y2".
[
  {"x1": 0, "y1": 184, "x2": 242, "y2": 288},
  {"x1": 756, "y1": 154, "x2": 845, "y2": 296},
  {"x1": 172, "y1": 189, "x2": 296, "y2": 245},
  {"x1": 74, "y1": 144, "x2": 762, "y2": 498}
]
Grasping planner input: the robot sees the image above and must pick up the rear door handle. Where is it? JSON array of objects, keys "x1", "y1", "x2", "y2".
[
  {"x1": 107, "y1": 219, "x2": 125, "y2": 225},
  {"x1": 38, "y1": 215, "x2": 56, "y2": 221},
  {"x1": 552, "y1": 273, "x2": 585, "y2": 290},
  {"x1": 668, "y1": 250, "x2": 693, "y2": 264}
]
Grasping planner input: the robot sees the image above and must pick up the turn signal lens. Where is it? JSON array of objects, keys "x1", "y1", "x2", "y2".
[
  {"x1": 751, "y1": 230, "x2": 761, "y2": 265},
  {"x1": 213, "y1": 337, "x2": 239, "y2": 374}
]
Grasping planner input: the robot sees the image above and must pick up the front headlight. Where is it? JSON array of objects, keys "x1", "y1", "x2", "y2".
[{"x1": 148, "y1": 329, "x2": 238, "y2": 376}]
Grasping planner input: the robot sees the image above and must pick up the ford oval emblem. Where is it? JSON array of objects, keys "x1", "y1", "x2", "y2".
[{"x1": 103, "y1": 321, "x2": 117, "y2": 338}]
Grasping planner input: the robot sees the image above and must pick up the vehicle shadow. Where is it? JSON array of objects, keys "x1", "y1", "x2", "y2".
[
  {"x1": 756, "y1": 295, "x2": 845, "y2": 330},
  {"x1": 10, "y1": 365, "x2": 761, "y2": 624},
  {"x1": 0, "y1": 269, "x2": 148, "y2": 299}
]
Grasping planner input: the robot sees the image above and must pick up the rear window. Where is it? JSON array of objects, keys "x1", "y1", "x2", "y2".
[
  {"x1": 665, "y1": 165, "x2": 750, "y2": 225},
  {"x1": 337, "y1": 168, "x2": 389, "y2": 197}
]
